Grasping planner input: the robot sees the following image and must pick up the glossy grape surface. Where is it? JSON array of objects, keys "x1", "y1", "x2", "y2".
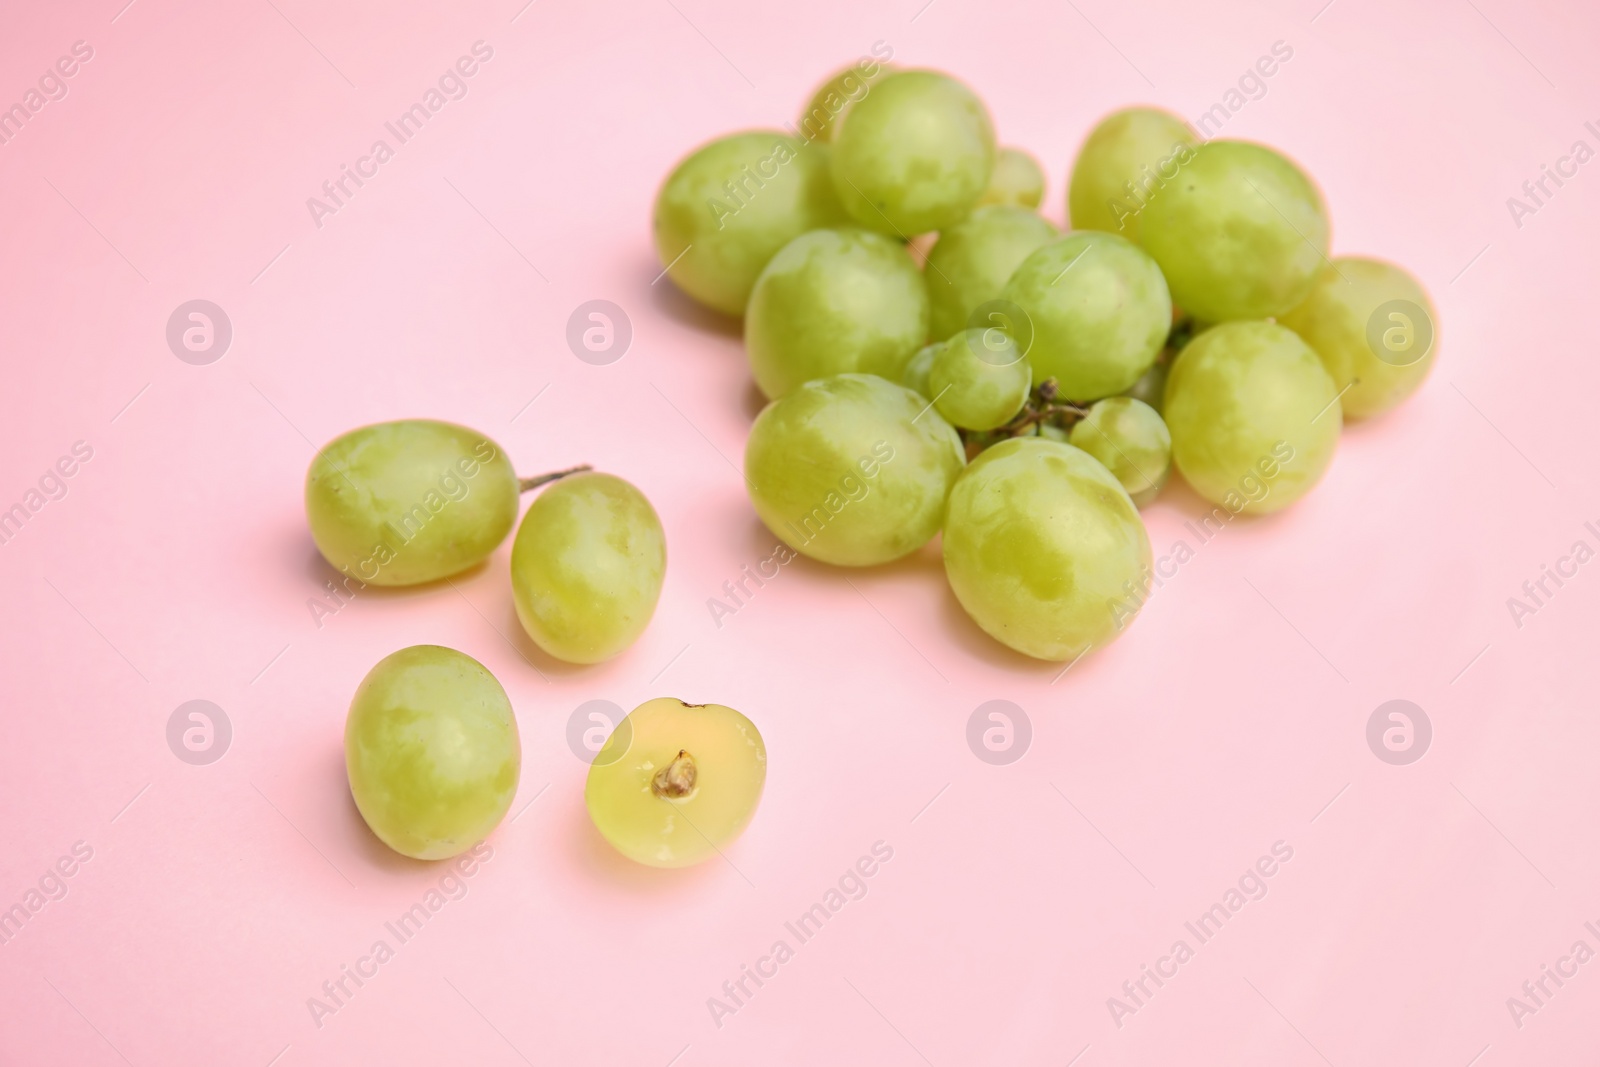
[
  {"x1": 1069, "y1": 397, "x2": 1172, "y2": 507},
  {"x1": 901, "y1": 341, "x2": 943, "y2": 398},
  {"x1": 745, "y1": 373, "x2": 964, "y2": 566},
  {"x1": 1068, "y1": 107, "x2": 1196, "y2": 241},
  {"x1": 306, "y1": 420, "x2": 518, "y2": 587},
  {"x1": 978, "y1": 147, "x2": 1046, "y2": 208},
  {"x1": 1164, "y1": 321, "x2": 1340, "y2": 514},
  {"x1": 585, "y1": 698, "x2": 766, "y2": 868},
  {"x1": 510, "y1": 473, "x2": 666, "y2": 664},
  {"x1": 345, "y1": 645, "x2": 520, "y2": 860},
  {"x1": 1003, "y1": 231, "x2": 1171, "y2": 400},
  {"x1": 929, "y1": 328, "x2": 1031, "y2": 431},
  {"x1": 924, "y1": 205, "x2": 1058, "y2": 342},
  {"x1": 653, "y1": 131, "x2": 846, "y2": 316},
  {"x1": 745, "y1": 228, "x2": 929, "y2": 399},
  {"x1": 944, "y1": 438, "x2": 1151, "y2": 660},
  {"x1": 798, "y1": 60, "x2": 892, "y2": 142}
]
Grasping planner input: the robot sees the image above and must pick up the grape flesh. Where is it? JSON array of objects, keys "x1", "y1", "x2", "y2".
[
  {"x1": 1164, "y1": 321, "x2": 1339, "y2": 514},
  {"x1": 1002, "y1": 231, "x2": 1171, "y2": 400},
  {"x1": 831, "y1": 70, "x2": 995, "y2": 236},
  {"x1": 745, "y1": 228, "x2": 929, "y2": 399},
  {"x1": 930, "y1": 328, "x2": 1031, "y2": 431},
  {"x1": 944, "y1": 438, "x2": 1151, "y2": 660},
  {"x1": 924, "y1": 204, "x2": 1058, "y2": 342},
  {"x1": 1068, "y1": 107, "x2": 1196, "y2": 241},
  {"x1": 1140, "y1": 141, "x2": 1328, "y2": 322},
  {"x1": 306, "y1": 420, "x2": 518, "y2": 587},
  {"x1": 345, "y1": 645, "x2": 520, "y2": 860},
  {"x1": 901, "y1": 341, "x2": 943, "y2": 398},
  {"x1": 510, "y1": 473, "x2": 666, "y2": 664},
  {"x1": 585, "y1": 698, "x2": 766, "y2": 868},
  {"x1": 1069, "y1": 397, "x2": 1171, "y2": 507},
  {"x1": 653, "y1": 132, "x2": 846, "y2": 316},
  {"x1": 745, "y1": 373, "x2": 965, "y2": 566},
  {"x1": 978, "y1": 147, "x2": 1046, "y2": 209},
  {"x1": 1279, "y1": 257, "x2": 1437, "y2": 419},
  {"x1": 798, "y1": 60, "x2": 892, "y2": 143}
]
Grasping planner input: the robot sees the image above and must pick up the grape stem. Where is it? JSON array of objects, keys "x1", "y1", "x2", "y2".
[
  {"x1": 519, "y1": 465, "x2": 592, "y2": 493},
  {"x1": 651, "y1": 750, "x2": 698, "y2": 799}
]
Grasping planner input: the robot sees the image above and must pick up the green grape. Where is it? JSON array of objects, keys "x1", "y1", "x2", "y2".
[
  {"x1": 1003, "y1": 231, "x2": 1171, "y2": 400},
  {"x1": 1140, "y1": 141, "x2": 1328, "y2": 322},
  {"x1": 1069, "y1": 397, "x2": 1171, "y2": 507},
  {"x1": 306, "y1": 420, "x2": 519, "y2": 587},
  {"x1": 943, "y1": 438, "x2": 1151, "y2": 660},
  {"x1": 977, "y1": 147, "x2": 1046, "y2": 209},
  {"x1": 1164, "y1": 321, "x2": 1339, "y2": 514},
  {"x1": 585, "y1": 697, "x2": 766, "y2": 868},
  {"x1": 797, "y1": 59, "x2": 893, "y2": 143},
  {"x1": 1122, "y1": 358, "x2": 1169, "y2": 413},
  {"x1": 930, "y1": 328, "x2": 1031, "y2": 431},
  {"x1": 831, "y1": 70, "x2": 995, "y2": 236},
  {"x1": 345, "y1": 645, "x2": 520, "y2": 860},
  {"x1": 745, "y1": 228, "x2": 929, "y2": 399},
  {"x1": 1068, "y1": 107, "x2": 1197, "y2": 241},
  {"x1": 745, "y1": 373, "x2": 964, "y2": 566},
  {"x1": 653, "y1": 131, "x2": 847, "y2": 316},
  {"x1": 901, "y1": 340, "x2": 943, "y2": 398},
  {"x1": 510, "y1": 473, "x2": 666, "y2": 664},
  {"x1": 1279, "y1": 257, "x2": 1437, "y2": 419},
  {"x1": 924, "y1": 204, "x2": 1058, "y2": 342}
]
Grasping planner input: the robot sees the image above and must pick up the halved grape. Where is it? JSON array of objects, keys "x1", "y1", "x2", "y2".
[
  {"x1": 930, "y1": 328, "x2": 1031, "y2": 431},
  {"x1": 345, "y1": 645, "x2": 520, "y2": 860},
  {"x1": 1140, "y1": 141, "x2": 1328, "y2": 322},
  {"x1": 978, "y1": 147, "x2": 1046, "y2": 209},
  {"x1": 1164, "y1": 321, "x2": 1339, "y2": 514},
  {"x1": 1279, "y1": 257, "x2": 1437, "y2": 419},
  {"x1": 653, "y1": 131, "x2": 846, "y2": 316},
  {"x1": 797, "y1": 60, "x2": 893, "y2": 143},
  {"x1": 510, "y1": 473, "x2": 666, "y2": 664},
  {"x1": 585, "y1": 697, "x2": 766, "y2": 868},
  {"x1": 1003, "y1": 231, "x2": 1171, "y2": 400},
  {"x1": 924, "y1": 205, "x2": 1058, "y2": 342},
  {"x1": 745, "y1": 373, "x2": 964, "y2": 566},
  {"x1": 745, "y1": 228, "x2": 928, "y2": 399},
  {"x1": 831, "y1": 70, "x2": 995, "y2": 235},
  {"x1": 1068, "y1": 107, "x2": 1197, "y2": 241},
  {"x1": 901, "y1": 340, "x2": 944, "y2": 398},
  {"x1": 1069, "y1": 397, "x2": 1171, "y2": 507},
  {"x1": 944, "y1": 438, "x2": 1151, "y2": 660},
  {"x1": 306, "y1": 420, "x2": 519, "y2": 587}
]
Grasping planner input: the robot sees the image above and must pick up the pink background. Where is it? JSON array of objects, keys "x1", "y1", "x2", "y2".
[{"x1": 2, "y1": 0, "x2": 1597, "y2": 1063}]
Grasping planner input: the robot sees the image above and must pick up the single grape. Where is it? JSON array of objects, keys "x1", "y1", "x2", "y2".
[
  {"x1": 797, "y1": 59, "x2": 893, "y2": 143},
  {"x1": 306, "y1": 420, "x2": 520, "y2": 587},
  {"x1": 653, "y1": 131, "x2": 847, "y2": 316},
  {"x1": 1003, "y1": 231, "x2": 1171, "y2": 400},
  {"x1": 977, "y1": 147, "x2": 1046, "y2": 209},
  {"x1": 930, "y1": 328, "x2": 1032, "y2": 431},
  {"x1": 831, "y1": 70, "x2": 995, "y2": 236},
  {"x1": 510, "y1": 473, "x2": 666, "y2": 664},
  {"x1": 585, "y1": 697, "x2": 766, "y2": 868},
  {"x1": 1164, "y1": 321, "x2": 1340, "y2": 514},
  {"x1": 901, "y1": 340, "x2": 944, "y2": 398},
  {"x1": 1069, "y1": 397, "x2": 1171, "y2": 507},
  {"x1": 745, "y1": 373, "x2": 964, "y2": 566},
  {"x1": 924, "y1": 205, "x2": 1058, "y2": 342},
  {"x1": 943, "y1": 438, "x2": 1151, "y2": 660},
  {"x1": 1140, "y1": 141, "x2": 1328, "y2": 322},
  {"x1": 745, "y1": 228, "x2": 929, "y2": 399},
  {"x1": 345, "y1": 645, "x2": 520, "y2": 860},
  {"x1": 1279, "y1": 257, "x2": 1437, "y2": 419},
  {"x1": 1122, "y1": 359, "x2": 1169, "y2": 413},
  {"x1": 1068, "y1": 107, "x2": 1197, "y2": 241}
]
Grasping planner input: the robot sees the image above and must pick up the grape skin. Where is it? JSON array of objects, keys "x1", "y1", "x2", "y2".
[
  {"x1": 944, "y1": 438, "x2": 1152, "y2": 661},
  {"x1": 510, "y1": 473, "x2": 666, "y2": 664},
  {"x1": 1068, "y1": 107, "x2": 1197, "y2": 241},
  {"x1": 831, "y1": 70, "x2": 996, "y2": 236},
  {"x1": 306, "y1": 420, "x2": 518, "y2": 587},
  {"x1": 1279, "y1": 257, "x2": 1437, "y2": 419},
  {"x1": 1069, "y1": 397, "x2": 1172, "y2": 507},
  {"x1": 745, "y1": 228, "x2": 929, "y2": 399},
  {"x1": 978, "y1": 147, "x2": 1046, "y2": 209},
  {"x1": 1003, "y1": 231, "x2": 1172, "y2": 400},
  {"x1": 745, "y1": 373, "x2": 964, "y2": 566},
  {"x1": 930, "y1": 328, "x2": 1032, "y2": 431},
  {"x1": 345, "y1": 645, "x2": 520, "y2": 860},
  {"x1": 924, "y1": 204, "x2": 1058, "y2": 343},
  {"x1": 901, "y1": 341, "x2": 944, "y2": 398},
  {"x1": 653, "y1": 132, "x2": 846, "y2": 316},
  {"x1": 798, "y1": 61, "x2": 892, "y2": 143},
  {"x1": 585, "y1": 698, "x2": 766, "y2": 868},
  {"x1": 1164, "y1": 321, "x2": 1340, "y2": 514},
  {"x1": 1140, "y1": 141, "x2": 1328, "y2": 322}
]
